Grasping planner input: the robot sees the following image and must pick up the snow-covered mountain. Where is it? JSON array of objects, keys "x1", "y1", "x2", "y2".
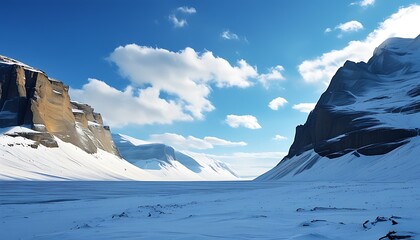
[
  {"x1": 113, "y1": 134, "x2": 238, "y2": 180},
  {"x1": 0, "y1": 126, "x2": 163, "y2": 180},
  {"x1": 258, "y1": 35, "x2": 420, "y2": 181},
  {"x1": 0, "y1": 55, "x2": 237, "y2": 181}
]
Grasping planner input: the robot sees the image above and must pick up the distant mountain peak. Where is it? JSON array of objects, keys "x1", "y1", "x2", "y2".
[{"x1": 113, "y1": 134, "x2": 238, "y2": 180}]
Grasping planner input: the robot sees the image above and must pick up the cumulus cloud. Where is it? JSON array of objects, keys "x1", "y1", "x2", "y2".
[
  {"x1": 273, "y1": 135, "x2": 287, "y2": 141},
  {"x1": 70, "y1": 79, "x2": 192, "y2": 127},
  {"x1": 225, "y1": 115, "x2": 262, "y2": 129},
  {"x1": 324, "y1": 28, "x2": 332, "y2": 33},
  {"x1": 108, "y1": 44, "x2": 258, "y2": 119},
  {"x1": 292, "y1": 103, "x2": 316, "y2": 113},
  {"x1": 268, "y1": 97, "x2": 288, "y2": 110},
  {"x1": 169, "y1": 6, "x2": 196, "y2": 28},
  {"x1": 73, "y1": 44, "x2": 284, "y2": 127},
  {"x1": 336, "y1": 20, "x2": 364, "y2": 32},
  {"x1": 147, "y1": 133, "x2": 247, "y2": 150},
  {"x1": 221, "y1": 30, "x2": 239, "y2": 40},
  {"x1": 205, "y1": 151, "x2": 287, "y2": 178},
  {"x1": 351, "y1": 0, "x2": 375, "y2": 7},
  {"x1": 258, "y1": 65, "x2": 286, "y2": 87},
  {"x1": 299, "y1": 5, "x2": 420, "y2": 86}
]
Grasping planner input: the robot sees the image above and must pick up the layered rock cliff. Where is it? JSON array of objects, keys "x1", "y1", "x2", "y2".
[
  {"x1": 258, "y1": 35, "x2": 420, "y2": 181},
  {"x1": 0, "y1": 55, "x2": 119, "y2": 155}
]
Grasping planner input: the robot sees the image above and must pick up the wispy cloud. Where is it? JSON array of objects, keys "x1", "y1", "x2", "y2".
[
  {"x1": 268, "y1": 97, "x2": 288, "y2": 110},
  {"x1": 169, "y1": 15, "x2": 187, "y2": 28},
  {"x1": 203, "y1": 136, "x2": 247, "y2": 147},
  {"x1": 177, "y1": 6, "x2": 196, "y2": 14},
  {"x1": 225, "y1": 115, "x2": 262, "y2": 129},
  {"x1": 221, "y1": 30, "x2": 239, "y2": 40},
  {"x1": 299, "y1": 5, "x2": 420, "y2": 86},
  {"x1": 169, "y1": 6, "x2": 196, "y2": 28},
  {"x1": 258, "y1": 65, "x2": 286, "y2": 88},
  {"x1": 292, "y1": 103, "x2": 316, "y2": 113},
  {"x1": 147, "y1": 133, "x2": 246, "y2": 150},
  {"x1": 325, "y1": 20, "x2": 364, "y2": 36},
  {"x1": 273, "y1": 135, "x2": 287, "y2": 141},
  {"x1": 351, "y1": 0, "x2": 375, "y2": 7}
]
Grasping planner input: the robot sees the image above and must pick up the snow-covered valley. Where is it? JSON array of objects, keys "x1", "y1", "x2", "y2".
[{"x1": 1, "y1": 181, "x2": 419, "y2": 239}]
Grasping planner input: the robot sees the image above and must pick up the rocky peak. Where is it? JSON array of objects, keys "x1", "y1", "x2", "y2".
[
  {"x1": 0, "y1": 55, "x2": 119, "y2": 155},
  {"x1": 258, "y1": 36, "x2": 420, "y2": 180}
]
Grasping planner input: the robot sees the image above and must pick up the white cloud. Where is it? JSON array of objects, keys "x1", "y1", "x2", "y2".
[
  {"x1": 149, "y1": 133, "x2": 211, "y2": 150},
  {"x1": 147, "y1": 133, "x2": 246, "y2": 150},
  {"x1": 268, "y1": 97, "x2": 288, "y2": 110},
  {"x1": 273, "y1": 135, "x2": 287, "y2": 141},
  {"x1": 177, "y1": 6, "x2": 196, "y2": 14},
  {"x1": 298, "y1": 5, "x2": 420, "y2": 86},
  {"x1": 225, "y1": 115, "x2": 262, "y2": 129},
  {"x1": 292, "y1": 103, "x2": 316, "y2": 113},
  {"x1": 205, "y1": 151, "x2": 287, "y2": 178},
  {"x1": 108, "y1": 44, "x2": 258, "y2": 119},
  {"x1": 203, "y1": 136, "x2": 247, "y2": 147},
  {"x1": 70, "y1": 79, "x2": 192, "y2": 127},
  {"x1": 336, "y1": 20, "x2": 364, "y2": 32},
  {"x1": 221, "y1": 30, "x2": 239, "y2": 40},
  {"x1": 169, "y1": 15, "x2": 187, "y2": 28},
  {"x1": 258, "y1": 65, "x2": 286, "y2": 87},
  {"x1": 351, "y1": 0, "x2": 375, "y2": 7},
  {"x1": 169, "y1": 6, "x2": 196, "y2": 28},
  {"x1": 324, "y1": 28, "x2": 332, "y2": 33}
]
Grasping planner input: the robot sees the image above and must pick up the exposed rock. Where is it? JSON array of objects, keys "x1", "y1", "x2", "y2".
[
  {"x1": 0, "y1": 55, "x2": 119, "y2": 155},
  {"x1": 258, "y1": 35, "x2": 420, "y2": 180}
]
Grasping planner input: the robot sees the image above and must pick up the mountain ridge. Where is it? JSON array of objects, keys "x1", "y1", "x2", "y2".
[
  {"x1": 113, "y1": 134, "x2": 238, "y2": 180},
  {"x1": 258, "y1": 35, "x2": 420, "y2": 181}
]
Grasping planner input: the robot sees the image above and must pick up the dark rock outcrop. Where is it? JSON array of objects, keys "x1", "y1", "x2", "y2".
[
  {"x1": 0, "y1": 55, "x2": 119, "y2": 155},
  {"x1": 258, "y1": 35, "x2": 420, "y2": 180}
]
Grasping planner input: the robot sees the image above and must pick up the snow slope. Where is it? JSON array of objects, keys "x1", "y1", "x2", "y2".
[
  {"x1": 259, "y1": 36, "x2": 420, "y2": 181},
  {"x1": 1, "y1": 181, "x2": 419, "y2": 239},
  {"x1": 113, "y1": 134, "x2": 238, "y2": 181},
  {"x1": 0, "y1": 127, "x2": 160, "y2": 180},
  {"x1": 258, "y1": 136, "x2": 420, "y2": 181}
]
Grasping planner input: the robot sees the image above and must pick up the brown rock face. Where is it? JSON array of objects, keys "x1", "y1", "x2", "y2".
[{"x1": 0, "y1": 55, "x2": 119, "y2": 156}]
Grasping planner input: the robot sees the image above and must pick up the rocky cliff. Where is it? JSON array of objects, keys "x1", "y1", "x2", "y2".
[
  {"x1": 0, "y1": 55, "x2": 119, "y2": 155},
  {"x1": 258, "y1": 35, "x2": 420, "y2": 181}
]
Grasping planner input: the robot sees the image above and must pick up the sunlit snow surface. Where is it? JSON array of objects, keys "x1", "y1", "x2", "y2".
[
  {"x1": 0, "y1": 129, "x2": 237, "y2": 181},
  {"x1": 1, "y1": 181, "x2": 419, "y2": 239}
]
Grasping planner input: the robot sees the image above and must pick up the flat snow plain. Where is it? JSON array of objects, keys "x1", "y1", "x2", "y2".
[{"x1": 1, "y1": 181, "x2": 419, "y2": 239}]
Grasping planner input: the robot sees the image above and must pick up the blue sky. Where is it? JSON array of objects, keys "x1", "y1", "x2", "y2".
[{"x1": 2, "y1": 0, "x2": 420, "y2": 178}]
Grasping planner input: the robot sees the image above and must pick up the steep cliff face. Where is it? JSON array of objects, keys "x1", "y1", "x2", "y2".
[
  {"x1": 258, "y1": 35, "x2": 420, "y2": 181},
  {"x1": 0, "y1": 55, "x2": 119, "y2": 155}
]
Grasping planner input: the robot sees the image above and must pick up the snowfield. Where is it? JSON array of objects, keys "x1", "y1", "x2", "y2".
[
  {"x1": 1, "y1": 181, "x2": 419, "y2": 239},
  {"x1": 0, "y1": 128, "x2": 237, "y2": 181}
]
